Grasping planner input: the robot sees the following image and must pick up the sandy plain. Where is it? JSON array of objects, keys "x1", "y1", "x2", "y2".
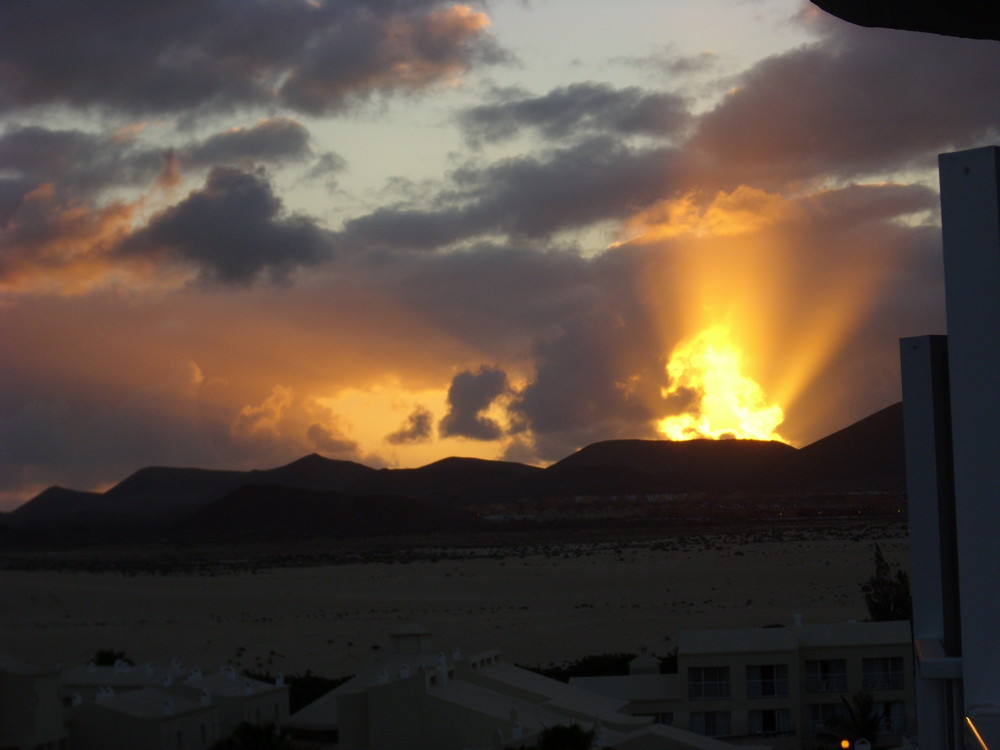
[{"x1": 1, "y1": 523, "x2": 908, "y2": 678}]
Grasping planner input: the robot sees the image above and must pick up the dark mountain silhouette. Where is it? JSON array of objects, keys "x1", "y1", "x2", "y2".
[
  {"x1": 167, "y1": 484, "x2": 475, "y2": 542},
  {"x1": 775, "y1": 402, "x2": 904, "y2": 492},
  {"x1": 7, "y1": 486, "x2": 107, "y2": 525},
  {"x1": 9, "y1": 455, "x2": 378, "y2": 528},
  {"x1": 9, "y1": 401, "x2": 907, "y2": 536},
  {"x1": 245, "y1": 453, "x2": 376, "y2": 492},
  {"x1": 536, "y1": 438, "x2": 797, "y2": 496},
  {"x1": 352, "y1": 457, "x2": 543, "y2": 501},
  {"x1": 102, "y1": 466, "x2": 250, "y2": 513}
]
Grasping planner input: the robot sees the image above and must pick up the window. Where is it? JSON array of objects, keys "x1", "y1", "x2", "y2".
[
  {"x1": 747, "y1": 664, "x2": 789, "y2": 698},
  {"x1": 690, "y1": 711, "x2": 731, "y2": 737},
  {"x1": 863, "y1": 657, "x2": 904, "y2": 691},
  {"x1": 805, "y1": 659, "x2": 847, "y2": 692},
  {"x1": 688, "y1": 666, "x2": 731, "y2": 700},
  {"x1": 749, "y1": 708, "x2": 791, "y2": 734},
  {"x1": 807, "y1": 703, "x2": 845, "y2": 736},
  {"x1": 876, "y1": 701, "x2": 906, "y2": 733}
]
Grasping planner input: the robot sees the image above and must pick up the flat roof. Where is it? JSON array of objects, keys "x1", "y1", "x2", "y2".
[
  {"x1": 62, "y1": 662, "x2": 188, "y2": 687},
  {"x1": 570, "y1": 674, "x2": 680, "y2": 702},
  {"x1": 679, "y1": 620, "x2": 911, "y2": 656},
  {"x1": 0, "y1": 654, "x2": 59, "y2": 676},
  {"x1": 679, "y1": 626, "x2": 798, "y2": 655},
  {"x1": 184, "y1": 672, "x2": 285, "y2": 697},
  {"x1": 82, "y1": 688, "x2": 210, "y2": 719}
]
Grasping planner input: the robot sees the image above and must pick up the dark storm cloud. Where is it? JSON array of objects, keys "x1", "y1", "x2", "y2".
[
  {"x1": 277, "y1": 4, "x2": 506, "y2": 115},
  {"x1": 307, "y1": 423, "x2": 361, "y2": 458},
  {"x1": 0, "y1": 361, "x2": 235, "y2": 499},
  {"x1": 301, "y1": 152, "x2": 349, "y2": 189},
  {"x1": 0, "y1": 120, "x2": 325, "y2": 288},
  {"x1": 0, "y1": 119, "x2": 314, "y2": 199},
  {"x1": 382, "y1": 242, "x2": 597, "y2": 349},
  {"x1": 0, "y1": 181, "x2": 134, "y2": 287},
  {"x1": 507, "y1": 253, "x2": 671, "y2": 460},
  {"x1": 454, "y1": 138, "x2": 680, "y2": 238},
  {"x1": 439, "y1": 366, "x2": 509, "y2": 440},
  {"x1": 458, "y1": 82, "x2": 690, "y2": 144},
  {"x1": 690, "y1": 17, "x2": 1000, "y2": 189},
  {"x1": 0, "y1": 178, "x2": 30, "y2": 226},
  {"x1": 386, "y1": 406, "x2": 434, "y2": 444},
  {"x1": 343, "y1": 138, "x2": 682, "y2": 249},
  {"x1": 185, "y1": 119, "x2": 312, "y2": 167},
  {"x1": 118, "y1": 166, "x2": 332, "y2": 284},
  {"x1": 797, "y1": 182, "x2": 938, "y2": 227},
  {"x1": 656, "y1": 51, "x2": 721, "y2": 77},
  {"x1": 0, "y1": 0, "x2": 503, "y2": 116},
  {"x1": 0, "y1": 125, "x2": 161, "y2": 195},
  {"x1": 615, "y1": 46, "x2": 721, "y2": 77}
]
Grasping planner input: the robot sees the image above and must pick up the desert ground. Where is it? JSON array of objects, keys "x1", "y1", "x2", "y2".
[{"x1": 1, "y1": 522, "x2": 908, "y2": 679}]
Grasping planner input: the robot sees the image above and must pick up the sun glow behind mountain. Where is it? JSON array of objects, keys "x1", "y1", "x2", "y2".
[
  {"x1": 626, "y1": 185, "x2": 911, "y2": 447},
  {"x1": 658, "y1": 326, "x2": 786, "y2": 442}
]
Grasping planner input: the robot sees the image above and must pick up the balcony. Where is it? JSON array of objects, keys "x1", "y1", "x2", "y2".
[{"x1": 805, "y1": 677, "x2": 847, "y2": 693}]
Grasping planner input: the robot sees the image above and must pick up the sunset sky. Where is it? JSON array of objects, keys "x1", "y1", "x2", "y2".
[{"x1": 2, "y1": 0, "x2": 998, "y2": 510}]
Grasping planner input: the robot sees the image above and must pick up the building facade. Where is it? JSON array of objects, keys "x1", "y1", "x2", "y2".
[
  {"x1": 290, "y1": 623, "x2": 767, "y2": 750},
  {"x1": 573, "y1": 620, "x2": 915, "y2": 750},
  {"x1": 0, "y1": 656, "x2": 68, "y2": 750},
  {"x1": 68, "y1": 688, "x2": 219, "y2": 750}
]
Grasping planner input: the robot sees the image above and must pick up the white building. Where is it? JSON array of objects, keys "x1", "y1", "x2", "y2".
[
  {"x1": 0, "y1": 655, "x2": 68, "y2": 750},
  {"x1": 172, "y1": 667, "x2": 289, "y2": 735},
  {"x1": 572, "y1": 619, "x2": 914, "y2": 750},
  {"x1": 61, "y1": 659, "x2": 189, "y2": 702},
  {"x1": 68, "y1": 687, "x2": 219, "y2": 750},
  {"x1": 59, "y1": 659, "x2": 289, "y2": 750},
  {"x1": 287, "y1": 623, "x2": 769, "y2": 750},
  {"x1": 900, "y1": 146, "x2": 1000, "y2": 748}
]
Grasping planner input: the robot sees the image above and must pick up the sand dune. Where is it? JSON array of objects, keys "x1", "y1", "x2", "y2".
[{"x1": 1, "y1": 525, "x2": 908, "y2": 677}]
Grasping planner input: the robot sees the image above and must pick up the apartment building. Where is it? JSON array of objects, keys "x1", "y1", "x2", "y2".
[
  {"x1": 67, "y1": 688, "x2": 219, "y2": 750},
  {"x1": 60, "y1": 660, "x2": 288, "y2": 750},
  {"x1": 172, "y1": 667, "x2": 289, "y2": 735},
  {"x1": 0, "y1": 656, "x2": 68, "y2": 750},
  {"x1": 573, "y1": 619, "x2": 914, "y2": 750},
  {"x1": 289, "y1": 623, "x2": 769, "y2": 750}
]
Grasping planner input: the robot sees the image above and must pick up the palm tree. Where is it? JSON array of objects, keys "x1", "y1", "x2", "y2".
[
  {"x1": 823, "y1": 690, "x2": 891, "y2": 748},
  {"x1": 210, "y1": 722, "x2": 291, "y2": 750},
  {"x1": 531, "y1": 724, "x2": 595, "y2": 750}
]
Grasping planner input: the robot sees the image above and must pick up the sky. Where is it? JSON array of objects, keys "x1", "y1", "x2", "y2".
[{"x1": 1, "y1": 0, "x2": 998, "y2": 510}]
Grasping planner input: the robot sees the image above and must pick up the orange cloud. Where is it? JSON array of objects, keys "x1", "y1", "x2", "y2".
[
  {"x1": 384, "y1": 5, "x2": 493, "y2": 88},
  {"x1": 0, "y1": 183, "x2": 139, "y2": 295},
  {"x1": 231, "y1": 385, "x2": 295, "y2": 441},
  {"x1": 622, "y1": 186, "x2": 803, "y2": 242}
]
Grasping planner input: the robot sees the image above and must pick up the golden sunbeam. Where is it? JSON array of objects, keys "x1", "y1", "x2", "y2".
[
  {"x1": 658, "y1": 326, "x2": 786, "y2": 442},
  {"x1": 622, "y1": 184, "x2": 913, "y2": 444}
]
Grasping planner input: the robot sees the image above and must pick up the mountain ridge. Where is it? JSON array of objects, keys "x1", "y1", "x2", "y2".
[{"x1": 8, "y1": 401, "x2": 905, "y2": 531}]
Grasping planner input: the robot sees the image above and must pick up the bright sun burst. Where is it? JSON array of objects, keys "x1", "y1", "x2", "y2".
[{"x1": 657, "y1": 326, "x2": 786, "y2": 443}]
